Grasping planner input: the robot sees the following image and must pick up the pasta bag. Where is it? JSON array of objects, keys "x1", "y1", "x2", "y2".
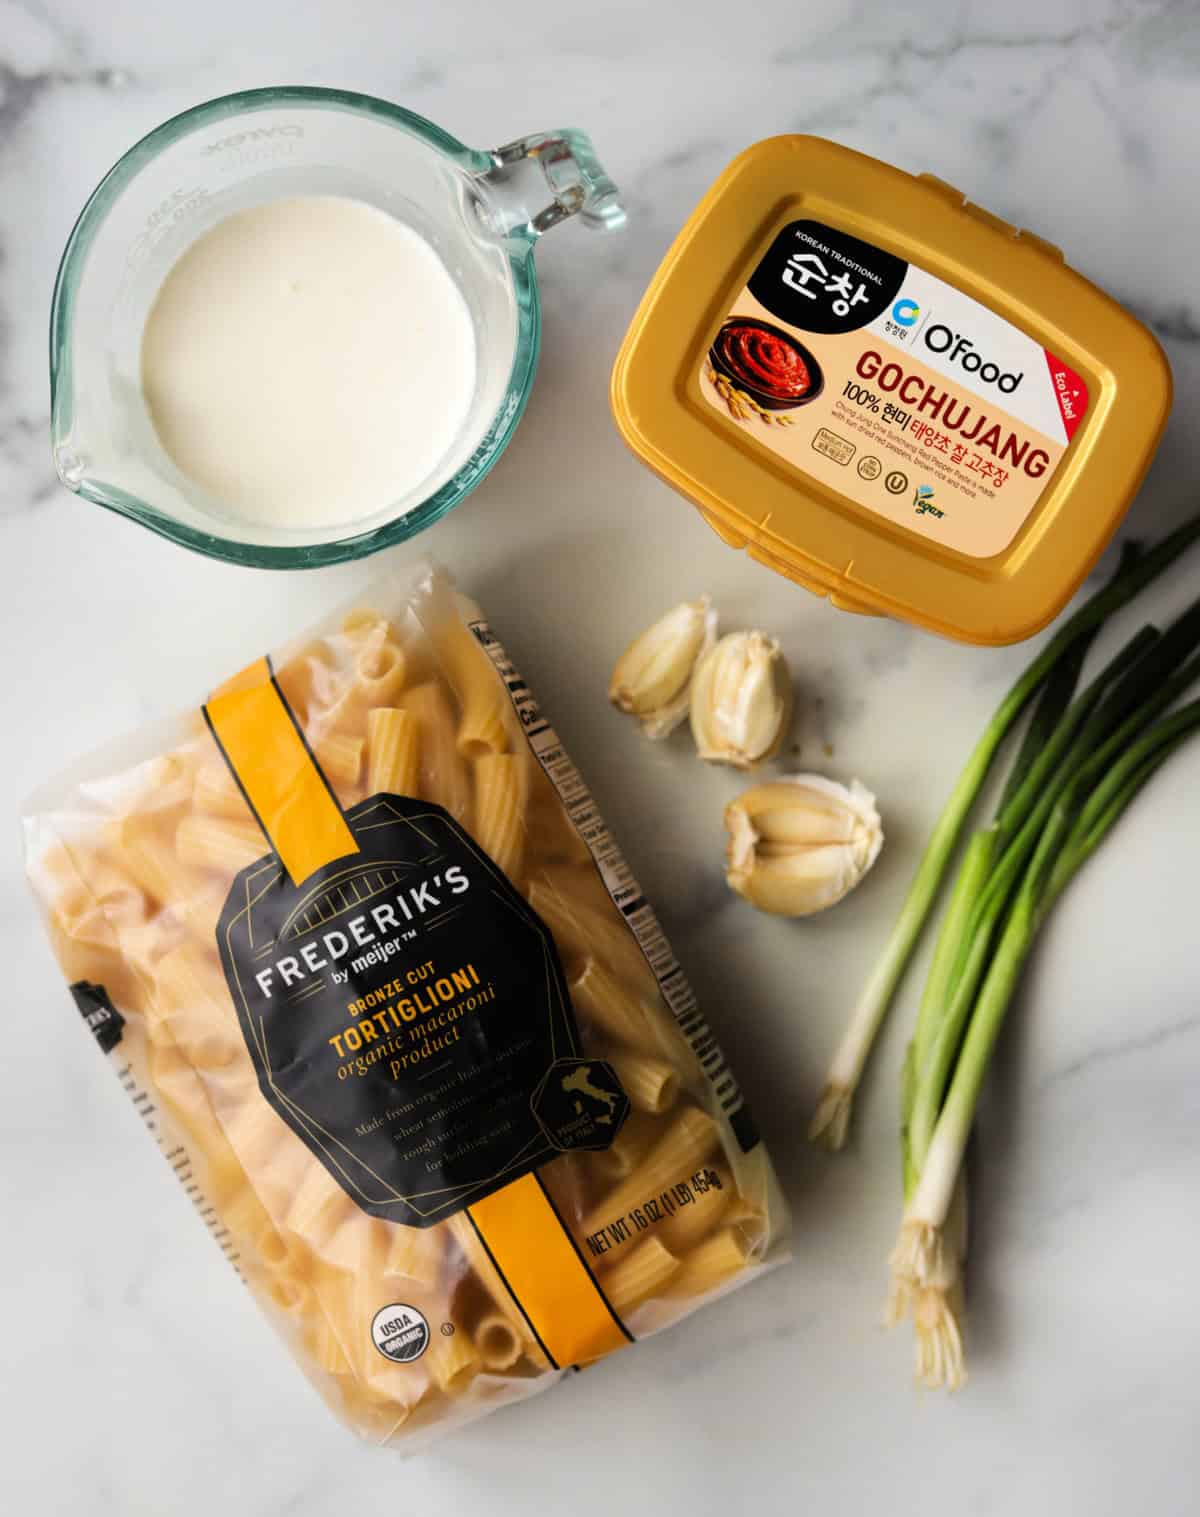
[{"x1": 23, "y1": 563, "x2": 790, "y2": 1449}]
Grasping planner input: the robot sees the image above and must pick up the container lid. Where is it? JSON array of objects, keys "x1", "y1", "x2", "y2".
[{"x1": 611, "y1": 136, "x2": 1172, "y2": 645}]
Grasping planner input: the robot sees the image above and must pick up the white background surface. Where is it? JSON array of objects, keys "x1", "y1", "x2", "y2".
[{"x1": 2, "y1": 2, "x2": 1199, "y2": 1513}]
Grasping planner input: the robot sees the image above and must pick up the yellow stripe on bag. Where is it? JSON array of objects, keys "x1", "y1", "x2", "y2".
[
  {"x1": 467, "y1": 1173, "x2": 631, "y2": 1369},
  {"x1": 203, "y1": 655, "x2": 631, "y2": 1368},
  {"x1": 203, "y1": 657, "x2": 356, "y2": 886}
]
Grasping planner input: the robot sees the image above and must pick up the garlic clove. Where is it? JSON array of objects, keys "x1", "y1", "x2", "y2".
[
  {"x1": 724, "y1": 776, "x2": 883, "y2": 916},
  {"x1": 609, "y1": 597, "x2": 717, "y2": 738},
  {"x1": 731, "y1": 842, "x2": 864, "y2": 916},
  {"x1": 690, "y1": 631, "x2": 793, "y2": 768},
  {"x1": 738, "y1": 773, "x2": 871, "y2": 846}
]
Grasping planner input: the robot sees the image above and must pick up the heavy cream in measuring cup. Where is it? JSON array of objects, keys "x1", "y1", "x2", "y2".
[{"x1": 140, "y1": 196, "x2": 477, "y2": 529}]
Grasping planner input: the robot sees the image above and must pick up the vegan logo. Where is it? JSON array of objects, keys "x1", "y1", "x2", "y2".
[
  {"x1": 914, "y1": 484, "x2": 944, "y2": 519},
  {"x1": 891, "y1": 297, "x2": 921, "y2": 327}
]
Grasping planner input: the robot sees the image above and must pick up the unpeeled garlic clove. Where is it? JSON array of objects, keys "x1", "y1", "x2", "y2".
[
  {"x1": 690, "y1": 631, "x2": 793, "y2": 768},
  {"x1": 609, "y1": 596, "x2": 717, "y2": 739},
  {"x1": 724, "y1": 775, "x2": 883, "y2": 916}
]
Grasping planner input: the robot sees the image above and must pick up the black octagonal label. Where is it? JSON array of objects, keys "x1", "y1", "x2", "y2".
[{"x1": 217, "y1": 794, "x2": 611, "y2": 1227}]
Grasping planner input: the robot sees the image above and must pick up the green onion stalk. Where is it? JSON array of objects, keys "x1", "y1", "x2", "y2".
[
  {"x1": 890, "y1": 591, "x2": 1200, "y2": 1384},
  {"x1": 889, "y1": 695, "x2": 1200, "y2": 1389},
  {"x1": 904, "y1": 616, "x2": 1200, "y2": 1175},
  {"x1": 808, "y1": 517, "x2": 1200, "y2": 1150},
  {"x1": 900, "y1": 603, "x2": 1200, "y2": 1202}
]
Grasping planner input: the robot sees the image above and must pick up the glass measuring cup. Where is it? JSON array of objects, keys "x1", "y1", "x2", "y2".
[{"x1": 49, "y1": 86, "x2": 625, "y2": 568}]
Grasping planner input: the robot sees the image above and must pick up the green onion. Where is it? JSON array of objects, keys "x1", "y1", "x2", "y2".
[
  {"x1": 890, "y1": 690, "x2": 1200, "y2": 1390},
  {"x1": 901, "y1": 828, "x2": 995, "y2": 1197},
  {"x1": 908, "y1": 830, "x2": 997, "y2": 1127},
  {"x1": 991, "y1": 625, "x2": 1160, "y2": 850},
  {"x1": 809, "y1": 515, "x2": 1200, "y2": 1151},
  {"x1": 904, "y1": 617, "x2": 1200, "y2": 1172},
  {"x1": 995, "y1": 618, "x2": 1099, "y2": 814}
]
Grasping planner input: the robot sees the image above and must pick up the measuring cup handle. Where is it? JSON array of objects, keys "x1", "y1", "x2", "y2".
[{"x1": 482, "y1": 129, "x2": 626, "y2": 237}]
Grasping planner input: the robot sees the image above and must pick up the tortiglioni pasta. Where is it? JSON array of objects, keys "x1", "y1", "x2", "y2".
[{"x1": 23, "y1": 562, "x2": 788, "y2": 1450}]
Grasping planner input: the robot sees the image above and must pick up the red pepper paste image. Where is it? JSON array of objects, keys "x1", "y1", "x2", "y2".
[{"x1": 709, "y1": 318, "x2": 824, "y2": 409}]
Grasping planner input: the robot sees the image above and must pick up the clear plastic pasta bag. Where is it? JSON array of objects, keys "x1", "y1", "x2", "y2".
[{"x1": 23, "y1": 564, "x2": 789, "y2": 1449}]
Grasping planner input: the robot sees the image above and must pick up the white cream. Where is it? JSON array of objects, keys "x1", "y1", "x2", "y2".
[{"x1": 140, "y1": 195, "x2": 477, "y2": 529}]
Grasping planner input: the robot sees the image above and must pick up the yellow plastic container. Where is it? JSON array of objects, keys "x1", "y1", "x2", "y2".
[{"x1": 611, "y1": 136, "x2": 1172, "y2": 645}]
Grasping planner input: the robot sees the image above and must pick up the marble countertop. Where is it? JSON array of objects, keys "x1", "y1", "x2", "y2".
[{"x1": 3, "y1": 1, "x2": 1199, "y2": 1512}]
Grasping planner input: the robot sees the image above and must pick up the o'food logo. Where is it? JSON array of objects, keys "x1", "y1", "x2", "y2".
[
  {"x1": 891, "y1": 297, "x2": 920, "y2": 327},
  {"x1": 921, "y1": 323, "x2": 1023, "y2": 393},
  {"x1": 371, "y1": 1303, "x2": 430, "y2": 1363}
]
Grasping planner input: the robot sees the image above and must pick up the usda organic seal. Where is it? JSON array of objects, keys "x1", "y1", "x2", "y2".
[{"x1": 371, "y1": 1303, "x2": 430, "y2": 1363}]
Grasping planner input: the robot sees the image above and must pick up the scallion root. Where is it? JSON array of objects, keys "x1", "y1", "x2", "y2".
[
  {"x1": 889, "y1": 1219, "x2": 948, "y2": 1295},
  {"x1": 912, "y1": 1282, "x2": 966, "y2": 1391}
]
